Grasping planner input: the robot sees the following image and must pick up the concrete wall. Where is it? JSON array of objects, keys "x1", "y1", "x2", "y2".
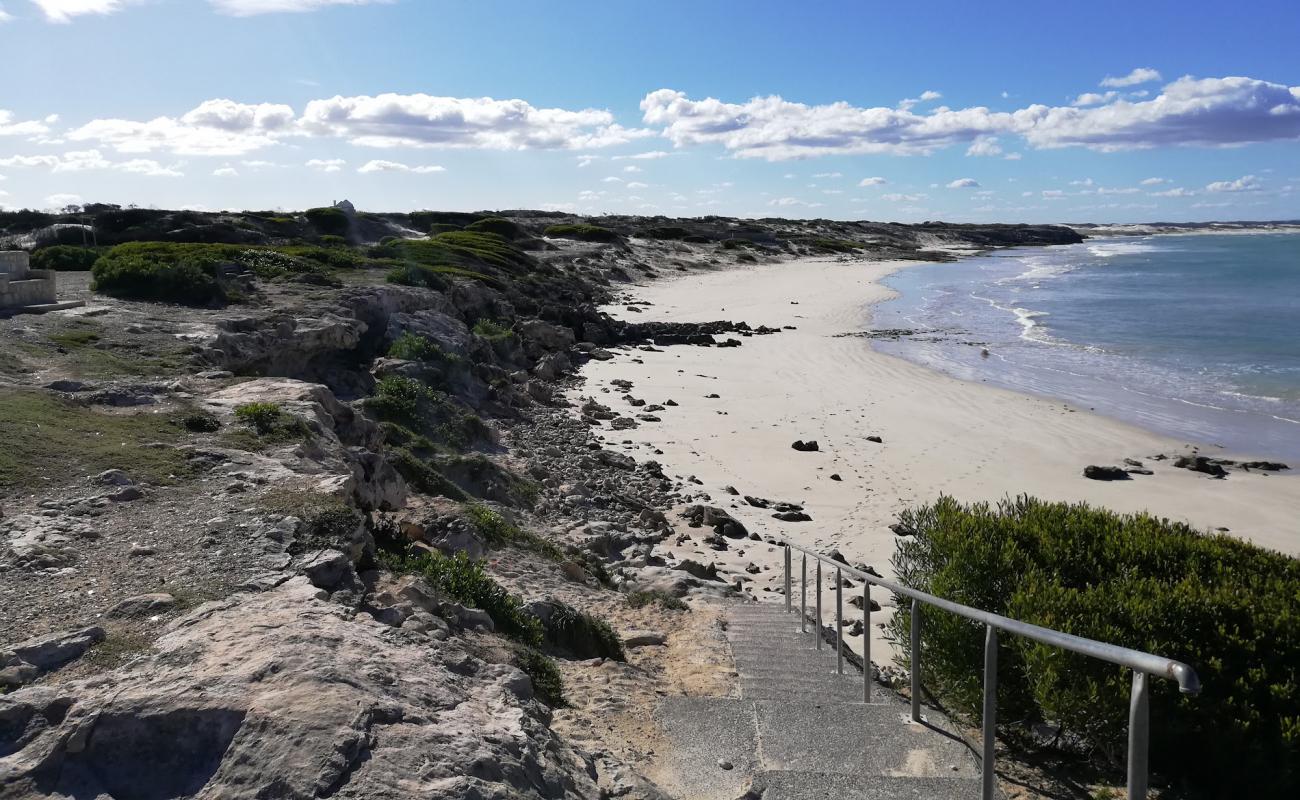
[
  {"x1": 0, "y1": 251, "x2": 31, "y2": 279},
  {"x1": 0, "y1": 253, "x2": 57, "y2": 308}
]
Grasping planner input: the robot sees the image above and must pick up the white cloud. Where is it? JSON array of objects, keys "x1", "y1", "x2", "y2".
[
  {"x1": 1205, "y1": 174, "x2": 1261, "y2": 192},
  {"x1": 1003, "y1": 152, "x2": 1022, "y2": 160},
  {"x1": 67, "y1": 99, "x2": 293, "y2": 156},
  {"x1": 306, "y1": 158, "x2": 346, "y2": 172},
  {"x1": 0, "y1": 148, "x2": 181, "y2": 176},
  {"x1": 641, "y1": 75, "x2": 1300, "y2": 159},
  {"x1": 966, "y1": 135, "x2": 1003, "y2": 156},
  {"x1": 1072, "y1": 91, "x2": 1118, "y2": 107},
  {"x1": 882, "y1": 193, "x2": 924, "y2": 202},
  {"x1": 0, "y1": 109, "x2": 53, "y2": 138},
  {"x1": 44, "y1": 192, "x2": 83, "y2": 209},
  {"x1": 612, "y1": 150, "x2": 671, "y2": 160},
  {"x1": 300, "y1": 93, "x2": 649, "y2": 150},
  {"x1": 0, "y1": 5, "x2": 12, "y2": 23},
  {"x1": 210, "y1": 0, "x2": 393, "y2": 16},
  {"x1": 858, "y1": 176, "x2": 887, "y2": 187},
  {"x1": 768, "y1": 196, "x2": 818, "y2": 207},
  {"x1": 899, "y1": 90, "x2": 942, "y2": 110},
  {"x1": 357, "y1": 159, "x2": 445, "y2": 174},
  {"x1": 31, "y1": 1, "x2": 137, "y2": 23},
  {"x1": 1140, "y1": 177, "x2": 1167, "y2": 185},
  {"x1": 947, "y1": 178, "x2": 980, "y2": 188},
  {"x1": 626, "y1": 181, "x2": 648, "y2": 189},
  {"x1": 812, "y1": 171, "x2": 842, "y2": 178},
  {"x1": 601, "y1": 176, "x2": 623, "y2": 183},
  {"x1": 213, "y1": 167, "x2": 239, "y2": 177},
  {"x1": 1100, "y1": 68, "x2": 1162, "y2": 88},
  {"x1": 622, "y1": 165, "x2": 642, "y2": 173},
  {"x1": 1151, "y1": 187, "x2": 1196, "y2": 197}
]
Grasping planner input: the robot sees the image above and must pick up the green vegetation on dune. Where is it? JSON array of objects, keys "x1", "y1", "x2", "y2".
[
  {"x1": 888, "y1": 495, "x2": 1300, "y2": 798},
  {"x1": 464, "y1": 217, "x2": 524, "y2": 240},
  {"x1": 31, "y1": 245, "x2": 101, "y2": 271},
  {"x1": 542, "y1": 223, "x2": 620, "y2": 243},
  {"x1": 0, "y1": 390, "x2": 191, "y2": 493},
  {"x1": 304, "y1": 206, "x2": 350, "y2": 236},
  {"x1": 91, "y1": 242, "x2": 232, "y2": 305}
]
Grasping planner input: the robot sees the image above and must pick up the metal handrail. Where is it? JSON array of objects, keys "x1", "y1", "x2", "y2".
[{"x1": 777, "y1": 539, "x2": 1201, "y2": 800}]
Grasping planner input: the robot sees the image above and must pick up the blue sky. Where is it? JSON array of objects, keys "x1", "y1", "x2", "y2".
[{"x1": 1, "y1": 0, "x2": 1298, "y2": 223}]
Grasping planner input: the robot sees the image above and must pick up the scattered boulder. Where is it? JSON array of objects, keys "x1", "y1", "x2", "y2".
[
  {"x1": 1174, "y1": 456, "x2": 1229, "y2": 478},
  {"x1": 790, "y1": 440, "x2": 819, "y2": 452},
  {"x1": 1083, "y1": 465, "x2": 1131, "y2": 481}
]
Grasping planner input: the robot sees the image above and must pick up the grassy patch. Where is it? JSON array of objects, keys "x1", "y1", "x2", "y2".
[
  {"x1": 49, "y1": 327, "x2": 102, "y2": 348},
  {"x1": 388, "y1": 332, "x2": 462, "y2": 365},
  {"x1": 627, "y1": 590, "x2": 689, "y2": 611},
  {"x1": 389, "y1": 448, "x2": 469, "y2": 501},
  {"x1": 0, "y1": 390, "x2": 190, "y2": 494},
  {"x1": 83, "y1": 629, "x2": 154, "y2": 671},
  {"x1": 366, "y1": 376, "x2": 489, "y2": 449},
  {"x1": 544, "y1": 602, "x2": 625, "y2": 661},
  {"x1": 464, "y1": 503, "x2": 561, "y2": 559},
  {"x1": 514, "y1": 646, "x2": 564, "y2": 707},
  {"x1": 471, "y1": 318, "x2": 513, "y2": 342},
  {"x1": 233, "y1": 401, "x2": 310, "y2": 443},
  {"x1": 543, "y1": 223, "x2": 620, "y2": 243},
  {"x1": 382, "y1": 549, "x2": 544, "y2": 646}
]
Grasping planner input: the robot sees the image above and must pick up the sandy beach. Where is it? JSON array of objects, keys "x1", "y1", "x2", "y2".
[{"x1": 571, "y1": 256, "x2": 1300, "y2": 656}]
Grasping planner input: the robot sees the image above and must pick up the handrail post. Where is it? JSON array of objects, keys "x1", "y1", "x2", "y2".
[
  {"x1": 982, "y1": 625, "x2": 998, "y2": 800},
  {"x1": 1128, "y1": 671, "x2": 1150, "y2": 800},
  {"x1": 784, "y1": 546, "x2": 791, "y2": 613},
  {"x1": 815, "y1": 562, "x2": 823, "y2": 649},
  {"x1": 910, "y1": 599, "x2": 921, "y2": 722},
  {"x1": 800, "y1": 554, "x2": 807, "y2": 632},
  {"x1": 835, "y1": 567, "x2": 844, "y2": 674},
  {"x1": 863, "y1": 582, "x2": 871, "y2": 703}
]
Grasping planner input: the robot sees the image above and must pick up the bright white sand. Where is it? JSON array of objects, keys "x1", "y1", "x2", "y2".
[{"x1": 571, "y1": 257, "x2": 1300, "y2": 656}]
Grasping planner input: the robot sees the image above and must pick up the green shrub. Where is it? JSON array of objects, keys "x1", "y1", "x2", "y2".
[
  {"x1": 233, "y1": 401, "x2": 308, "y2": 442},
  {"x1": 367, "y1": 376, "x2": 489, "y2": 449},
  {"x1": 515, "y1": 646, "x2": 564, "y2": 707},
  {"x1": 542, "y1": 223, "x2": 620, "y2": 243},
  {"x1": 389, "y1": 448, "x2": 469, "y2": 501},
  {"x1": 465, "y1": 217, "x2": 523, "y2": 240},
  {"x1": 318, "y1": 234, "x2": 347, "y2": 247},
  {"x1": 627, "y1": 590, "x2": 689, "y2": 611},
  {"x1": 887, "y1": 495, "x2": 1300, "y2": 798},
  {"x1": 471, "y1": 318, "x2": 513, "y2": 341},
  {"x1": 388, "y1": 332, "x2": 460, "y2": 364},
  {"x1": 386, "y1": 263, "x2": 450, "y2": 290},
  {"x1": 305, "y1": 207, "x2": 350, "y2": 236},
  {"x1": 31, "y1": 245, "x2": 100, "y2": 271},
  {"x1": 91, "y1": 242, "x2": 233, "y2": 305},
  {"x1": 427, "y1": 223, "x2": 462, "y2": 235},
  {"x1": 464, "y1": 503, "x2": 561, "y2": 559},
  {"x1": 544, "y1": 602, "x2": 625, "y2": 661},
  {"x1": 637, "y1": 226, "x2": 691, "y2": 240},
  {"x1": 385, "y1": 549, "x2": 543, "y2": 646},
  {"x1": 181, "y1": 412, "x2": 221, "y2": 433}
]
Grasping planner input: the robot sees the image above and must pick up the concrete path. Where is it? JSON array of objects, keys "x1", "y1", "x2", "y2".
[{"x1": 654, "y1": 602, "x2": 988, "y2": 799}]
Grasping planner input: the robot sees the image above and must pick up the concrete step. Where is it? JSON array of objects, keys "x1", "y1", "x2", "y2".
[{"x1": 754, "y1": 771, "x2": 983, "y2": 800}]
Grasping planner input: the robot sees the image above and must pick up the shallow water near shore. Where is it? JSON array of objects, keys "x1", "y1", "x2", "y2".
[{"x1": 872, "y1": 233, "x2": 1300, "y2": 462}]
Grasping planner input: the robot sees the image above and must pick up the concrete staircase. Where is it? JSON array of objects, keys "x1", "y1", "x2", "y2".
[{"x1": 654, "y1": 602, "x2": 987, "y2": 799}]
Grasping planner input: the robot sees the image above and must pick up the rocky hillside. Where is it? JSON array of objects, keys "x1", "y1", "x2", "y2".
[{"x1": 0, "y1": 205, "x2": 1082, "y2": 798}]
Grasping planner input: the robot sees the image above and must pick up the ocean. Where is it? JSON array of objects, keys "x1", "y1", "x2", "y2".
[{"x1": 869, "y1": 233, "x2": 1300, "y2": 462}]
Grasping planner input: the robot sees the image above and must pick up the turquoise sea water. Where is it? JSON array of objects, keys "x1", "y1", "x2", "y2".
[{"x1": 870, "y1": 233, "x2": 1300, "y2": 461}]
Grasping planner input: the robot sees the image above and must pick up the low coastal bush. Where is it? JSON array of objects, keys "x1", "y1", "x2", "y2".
[
  {"x1": 367, "y1": 376, "x2": 490, "y2": 449},
  {"x1": 91, "y1": 242, "x2": 231, "y2": 305},
  {"x1": 233, "y1": 401, "x2": 309, "y2": 442},
  {"x1": 887, "y1": 495, "x2": 1300, "y2": 798},
  {"x1": 627, "y1": 590, "x2": 689, "y2": 611},
  {"x1": 180, "y1": 411, "x2": 221, "y2": 433},
  {"x1": 385, "y1": 549, "x2": 544, "y2": 646},
  {"x1": 514, "y1": 646, "x2": 564, "y2": 707},
  {"x1": 464, "y1": 503, "x2": 561, "y2": 559},
  {"x1": 388, "y1": 332, "x2": 460, "y2": 364},
  {"x1": 31, "y1": 245, "x2": 101, "y2": 271},
  {"x1": 543, "y1": 223, "x2": 620, "y2": 243},
  {"x1": 543, "y1": 602, "x2": 625, "y2": 661},
  {"x1": 465, "y1": 217, "x2": 523, "y2": 240},
  {"x1": 305, "y1": 206, "x2": 349, "y2": 236},
  {"x1": 471, "y1": 318, "x2": 513, "y2": 341}
]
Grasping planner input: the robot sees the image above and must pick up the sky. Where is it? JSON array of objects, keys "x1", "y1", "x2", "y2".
[{"x1": 1, "y1": 0, "x2": 1298, "y2": 223}]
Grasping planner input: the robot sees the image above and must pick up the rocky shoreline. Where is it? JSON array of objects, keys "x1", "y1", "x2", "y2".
[{"x1": 1, "y1": 207, "x2": 1085, "y2": 798}]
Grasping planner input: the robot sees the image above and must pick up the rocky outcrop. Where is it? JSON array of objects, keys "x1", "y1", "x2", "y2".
[
  {"x1": 0, "y1": 579, "x2": 598, "y2": 799},
  {"x1": 204, "y1": 378, "x2": 408, "y2": 510}
]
